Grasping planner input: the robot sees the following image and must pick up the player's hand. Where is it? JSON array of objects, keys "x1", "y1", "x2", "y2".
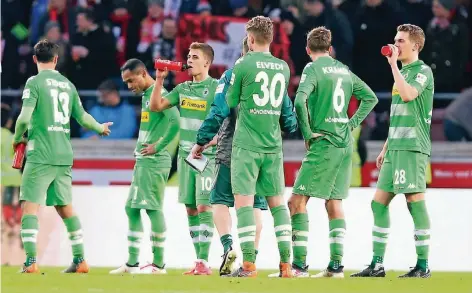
[
  {"x1": 141, "y1": 143, "x2": 157, "y2": 155},
  {"x1": 376, "y1": 149, "x2": 386, "y2": 169},
  {"x1": 385, "y1": 44, "x2": 399, "y2": 66},
  {"x1": 100, "y1": 122, "x2": 113, "y2": 136},
  {"x1": 305, "y1": 132, "x2": 324, "y2": 150},
  {"x1": 191, "y1": 144, "x2": 205, "y2": 159},
  {"x1": 12, "y1": 138, "x2": 27, "y2": 150},
  {"x1": 156, "y1": 68, "x2": 169, "y2": 80},
  {"x1": 204, "y1": 135, "x2": 218, "y2": 149}
]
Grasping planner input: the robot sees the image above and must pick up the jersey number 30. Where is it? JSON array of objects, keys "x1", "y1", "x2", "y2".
[
  {"x1": 50, "y1": 89, "x2": 70, "y2": 125},
  {"x1": 253, "y1": 71, "x2": 285, "y2": 107}
]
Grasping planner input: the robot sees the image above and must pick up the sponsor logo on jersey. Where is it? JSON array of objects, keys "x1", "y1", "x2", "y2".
[
  {"x1": 22, "y1": 89, "x2": 30, "y2": 99},
  {"x1": 402, "y1": 72, "x2": 409, "y2": 79},
  {"x1": 203, "y1": 88, "x2": 209, "y2": 97},
  {"x1": 415, "y1": 73, "x2": 427, "y2": 86},
  {"x1": 141, "y1": 111, "x2": 150, "y2": 122},
  {"x1": 181, "y1": 98, "x2": 207, "y2": 111},
  {"x1": 145, "y1": 101, "x2": 150, "y2": 108},
  {"x1": 249, "y1": 108, "x2": 281, "y2": 115},
  {"x1": 325, "y1": 117, "x2": 349, "y2": 123},
  {"x1": 392, "y1": 87, "x2": 399, "y2": 96}
]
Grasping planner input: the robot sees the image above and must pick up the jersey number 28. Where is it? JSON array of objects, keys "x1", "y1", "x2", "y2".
[
  {"x1": 50, "y1": 89, "x2": 70, "y2": 125},
  {"x1": 253, "y1": 71, "x2": 285, "y2": 108}
]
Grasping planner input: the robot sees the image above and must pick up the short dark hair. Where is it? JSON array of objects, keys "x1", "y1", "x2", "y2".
[
  {"x1": 307, "y1": 26, "x2": 331, "y2": 53},
  {"x1": 33, "y1": 39, "x2": 59, "y2": 63},
  {"x1": 120, "y1": 58, "x2": 146, "y2": 73},
  {"x1": 98, "y1": 79, "x2": 119, "y2": 92},
  {"x1": 77, "y1": 8, "x2": 95, "y2": 23}
]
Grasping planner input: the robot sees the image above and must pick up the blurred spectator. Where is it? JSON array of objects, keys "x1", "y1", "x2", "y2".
[
  {"x1": 82, "y1": 80, "x2": 137, "y2": 139},
  {"x1": 280, "y1": 0, "x2": 306, "y2": 21},
  {"x1": 70, "y1": 8, "x2": 118, "y2": 89},
  {"x1": 443, "y1": 87, "x2": 472, "y2": 141},
  {"x1": 352, "y1": 0, "x2": 405, "y2": 91},
  {"x1": 280, "y1": 10, "x2": 311, "y2": 76},
  {"x1": 137, "y1": 0, "x2": 165, "y2": 54},
  {"x1": 332, "y1": 0, "x2": 362, "y2": 25},
  {"x1": 30, "y1": 0, "x2": 50, "y2": 45},
  {"x1": 422, "y1": 0, "x2": 469, "y2": 92},
  {"x1": 43, "y1": 21, "x2": 70, "y2": 75},
  {"x1": 197, "y1": 0, "x2": 213, "y2": 16},
  {"x1": 230, "y1": 0, "x2": 258, "y2": 17},
  {"x1": 36, "y1": 0, "x2": 76, "y2": 44},
  {"x1": 74, "y1": 0, "x2": 114, "y2": 25},
  {"x1": 399, "y1": 0, "x2": 433, "y2": 30},
  {"x1": 142, "y1": 17, "x2": 178, "y2": 90},
  {"x1": 303, "y1": 0, "x2": 354, "y2": 67}
]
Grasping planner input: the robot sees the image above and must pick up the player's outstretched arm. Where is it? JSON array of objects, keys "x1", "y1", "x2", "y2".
[
  {"x1": 349, "y1": 73, "x2": 379, "y2": 130},
  {"x1": 385, "y1": 45, "x2": 419, "y2": 102},
  {"x1": 196, "y1": 71, "x2": 232, "y2": 147},
  {"x1": 149, "y1": 69, "x2": 172, "y2": 111},
  {"x1": 72, "y1": 90, "x2": 112, "y2": 136},
  {"x1": 280, "y1": 93, "x2": 298, "y2": 134}
]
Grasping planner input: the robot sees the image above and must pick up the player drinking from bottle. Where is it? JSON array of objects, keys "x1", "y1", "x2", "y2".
[
  {"x1": 279, "y1": 26, "x2": 378, "y2": 278},
  {"x1": 109, "y1": 58, "x2": 179, "y2": 275},
  {"x1": 149, "y1": 43, "x2": 219, "y2": 275},
  {"x1": 352, "y1": 24, "x2": 433, "y2": 278},
  {"x1": 223, "y1": 16, "x2": 295, "y2": 278},
  {"x1": 14, "y1": 39, "x2": 112, "y2": 273},
  {"x1": 192, "y1": 36, "x2": 297, "y2": 276}
]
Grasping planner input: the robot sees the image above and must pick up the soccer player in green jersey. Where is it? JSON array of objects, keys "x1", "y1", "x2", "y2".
[
  {"x1": 149, "y1": 43, "x2": 219, "y2": 275},
  {"x1": 224, "y1": 16, "x2": 298, "y2": 278},
  {"x1": 13, "y1": 40, "x2": 112, "y2": 273},
  {"x1": 351, "y1": 24, "x2": 434, "y2": 278},
  {"x1": 109, "y1": 59, "x2": 179, "y2": 275},
  {"x1": 284, "y1": 27, "x2": 378, "y2": 278}
]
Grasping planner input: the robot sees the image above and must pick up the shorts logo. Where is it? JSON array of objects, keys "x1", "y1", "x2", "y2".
[
  {"x1": 141, "y1": 111, "x2": 150, "y2": 122},
  {"x1": 407, "y1": 183, "x2": 416, "y2": 189},
  {"x1": 298, "y1": 185, "x2": 306, "y2": 191},
  {"x1": 181, "y1": 98, "x2": 207, "y2": 111}
]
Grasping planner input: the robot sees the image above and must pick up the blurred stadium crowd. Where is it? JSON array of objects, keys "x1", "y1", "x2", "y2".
[{"x1": 1, "y1": 0, "x2": 472, "y2": 141}]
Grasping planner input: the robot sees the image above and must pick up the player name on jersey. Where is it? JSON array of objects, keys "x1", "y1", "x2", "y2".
[
  {"x1": 321, "y1": 67, "x2": 349, "y2": 75},
  {"x1": 256, "y1": 61, "x2": 284, "y2": 70}
]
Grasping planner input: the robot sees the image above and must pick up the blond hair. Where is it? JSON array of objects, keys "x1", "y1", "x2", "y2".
[
  {"x1": 306, "y1": 26, "x2": 331, "y2": 53},
  {"x1": 245, "y1": 16, "x2": 273, "y2": 45},
  {"x1": 189, "y1": 42, "x2": 215, "y2": 64},
  {"x1": 397, "y1": 24, "x2": 425, "y2": 52}
]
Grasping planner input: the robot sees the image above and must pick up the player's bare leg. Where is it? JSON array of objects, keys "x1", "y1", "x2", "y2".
[
  {"x1": 213, "y1": 204, "x2": 237, "y2": 275},
  {"x1": 194, "y1": 204, "x2": 214, "y2": 275},
  {"x1": 56, "y1": 205, "x2": 88, "y2": 273},
  {"x1": 398, "y1": 192, "x2": 431, "y2": 278},
  {"x1": 351, "y1": 189, "x2": 394, "y2": 277},
  {"x1": 312, "y1": 199, "x2": 345, "y2": 278},
  {"x1": 224, "y1": 195, "x2": 257, "y2": 277},
  {"x1": 254, "y1": 207, "x2": 263, "y2": 256},
  {"x1": 18, "y1": 201, "x2": 40, "y2": 273},
  {"x1": 183, "y1": 207, "x2": 200, "y2": 275}
]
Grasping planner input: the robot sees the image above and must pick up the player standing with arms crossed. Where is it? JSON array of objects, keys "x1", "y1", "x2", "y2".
[
  {"x1": 280, "y1": 26, "x2": 378, "y2": 278},
  {"x1": 352, "y1": 24, "x2": 434, "y2": 278},
  {"x1": 14, "y1": 40, "x2": 112, "y2": 273},
  {"x1": 110, "y1": 59, "x2": 179, "y2": 274},
  {"x1": 149, "y1": 43, "x2": 218, "y2": 275},
  {"x1": 192, "y1": 37, "x2": 297, "y2": 276},
  {"x1": 224, "y1": 16, "x2": 294, "y2": 278}
]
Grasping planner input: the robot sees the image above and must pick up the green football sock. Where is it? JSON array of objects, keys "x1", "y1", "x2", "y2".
[
  {"x1": 198, "y1": 211, "x2": 214, "y2": 261},
  {"x1": 408, "y1": 200, "x2": 431, "y2": 271},
  {"x1": 371, "y1": 201, "x2": 390, "y2": 266},
  {"x1": 328, "y1": 219, "x2": 346, "y2": 270},
  {"x1": 63, "y1": 216, "x2": 85, "y2": 264},
  {"x1": 220, "y1": 234, "x2": 233, "y2": 254},
  {"x1": 291, "y1": 213, "x2": 309, "y2": 268},
  {"x1": 271, "y1": 205, "x2": 292, "y2": 263},
  {"x1": 146, "y1": 209, "x2": 166, "y2": 268},
  {"x1": 21, "y1": 215, "x2": 39, "y2": 266},
  {"x1": 237, "y1": 206, "x2": 256, "y2": 263},
  {"x1": 125, "y1": 207, "x2": 143, "y2": 265},
  {"x1": 187, "y1": 215, "x2": 200, "y2": 258}
]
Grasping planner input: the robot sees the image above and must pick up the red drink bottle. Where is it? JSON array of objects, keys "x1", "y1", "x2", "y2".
[
  {"x1": 154, "y1": 59, "x2": 191, "y2": 71},
  {"x1": 12, "y1": 142, "x2": 26, "y2": 169}
]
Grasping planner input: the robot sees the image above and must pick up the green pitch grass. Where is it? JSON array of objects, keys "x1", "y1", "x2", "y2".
[{"x1": 2, "y1": 267, "x2": 471, "y2": 293}]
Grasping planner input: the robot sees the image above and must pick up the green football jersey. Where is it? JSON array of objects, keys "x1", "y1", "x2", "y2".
[
  {"x1": 226, "y1": 51, "x2": 290, "y2": 153},
  {"x1": 135, "y1": 85, "x2": 179, "y2": 164},
  {"x1": 297, "y1": 56, "x2": 376, "y2": 148},
  {"x1": 388, "y1": 60, "x2": 434, "y2": 155},
  {"x1": 164, "y1": 76, "x2": 218, "y2": 155},
  {"x1": 21, "y1": 69, "x2": 86, "y2": 165}
]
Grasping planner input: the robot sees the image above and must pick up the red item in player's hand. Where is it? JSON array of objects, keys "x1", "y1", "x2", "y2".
[
  {"x1": 381, "y1": 46, "x2": 401, "y2": 57},
  {"x1": 154, "y1": 59, "x2": 191, "y2": 72},
  {"x1": 12, "y1": 142, "x2": 26, "y2": 169}
]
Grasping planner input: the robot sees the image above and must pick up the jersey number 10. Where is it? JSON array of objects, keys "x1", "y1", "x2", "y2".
[
  {"x1": 253, "y1": 71, "x2": 286, "y2": 108},
  {"x1": 50, "y1": 89, "x2": 70, "y2": 125}
]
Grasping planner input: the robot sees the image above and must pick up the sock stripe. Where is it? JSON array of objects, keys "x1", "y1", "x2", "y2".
[
  {"x1": 373, "y1": 236, "x2": 388, "y2": 243},
  {"x1": 293, "y1": 230, "x2": 309, "y2": 237},
  {"x1": 199, "y1": 224, "x2": 214, "y2": 233},
  {"x1": 192, "y1": 237, "x2": 199, "y2": 243},
  {"x1": 330, "y1": 228, "x2": 346, "y2": 233},
  {"x1": 21, "y1": 237, "x2": 37, "y2": 243},
  {"x1": 152, "y1": 241, "x2": 165, "y2": 247},
  {"x1": 239, "y1": 235, "x2": 256, "y2": 243},
  {"x1": 293, "y1": 240, "x2": 308, "y2": 247},
  {"x1": 329, "y1": 237, "x2": 344, "y2": 243},
  {"x1": 151, "y1": 232, "x2": 166, "y2": 238},
  {"x1": 277, "y1": 235, "x2": 292, "y2": 242},
  {"x1": 414, "y1": 229, "x2": 430, "y2": 235},
  {"x1": 274, "y1": 224, "x2": 292, "y2": 232},
  {"x1": 189, "y1": 226, "x2": 200, "y2": 232},
  {"x1": 373, "y1": 226, "x2": 389, "y2": 233},
  {"x1": 415, "y1": 240, "x2": 430, "y2": 246},
  {"x1": 128, "y1": 241, "x2": 140, "y2": 248},
  {"x1": 128, "y1": 231, "x2": 144, "y2": 238},
  {"x1": 68, "y1": 229, "x2": 83, "y2": 236},
  {"x1": 21, "y1": 229, "x2": 38, "y2": 235},
  {"x1": 238, "y1": 225, "x2": 256, "y2": 234},
  {"x1": 70, "y1": 239, "x2": 84, "y2": 245}
]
